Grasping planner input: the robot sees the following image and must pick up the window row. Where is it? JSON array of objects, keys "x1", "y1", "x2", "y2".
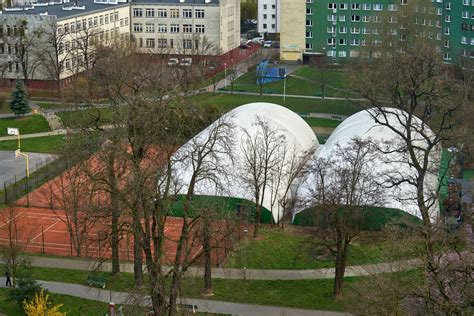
[
  {"x1": 132, "y1": 8, "x2": 204, "y2": 19},
  {"x1": 137, "y1": 38, "x2": 201, "y2": 50},
  {"x1": 58, "y1": 12, "x2": 120, "y2": 34},
  {"x1": 133, "y1": 23, "x2": 205, "y2": 34}
]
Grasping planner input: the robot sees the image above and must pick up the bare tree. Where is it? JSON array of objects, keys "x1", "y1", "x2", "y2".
[
  {"x1": 0, "y1": 207, "x2": 26, "y2": 288},
  {"x1": 0, "y1": 19, "x2": 43, "y2": 85},
  {"x1": 239, "y1": 116, "x2": 287, "y2": 237},
  {"x1": 304, "y1": 138, "x2": 384, "y2": 298},
  {"x1": 37, "y1": 19, "x2": 72, "y2": 94},
  {"x1": 351, "y1": 2, "x2": 473, "y2": 311}
]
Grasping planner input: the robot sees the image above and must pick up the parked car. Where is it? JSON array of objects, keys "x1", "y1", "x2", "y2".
[
  {"x1": 167, "y1": 58, "x2": 179, "y2": 67},
  {"x1": 180, "y1": 57, "x2": 192, "y2": 66},
  {"x1": 239, "y1": 43, "x2": 250, "y2": 49},
  {"x1": 251, "y1": 37, "x2": 264, "y2": 44},
  {"x1": 263, "y1": 40, "x2": 272, "y2": 48}
]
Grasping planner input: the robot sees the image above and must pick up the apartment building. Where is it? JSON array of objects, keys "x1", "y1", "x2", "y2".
[
  {"x1": 0, "y1": 0, "x2": 240, "y2": 87},
  {"x1": 131, "y1": 0, "x2": 240, "y2": 55},
  {"x1": 257, "y1": 0, "x2": 280, "y2": 34},
  {"x1": 277, "y1": 0, "x2": 474, "y2": 66}
]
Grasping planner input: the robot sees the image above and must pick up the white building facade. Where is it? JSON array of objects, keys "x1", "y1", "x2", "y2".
[{"x1": 257, "y1": 0, "x2": 280, "y2": 34}]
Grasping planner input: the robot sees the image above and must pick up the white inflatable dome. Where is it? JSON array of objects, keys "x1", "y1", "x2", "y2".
[
  {"x1": 173, "y1": 102, "x2": 319, "y2": 223},
  {"x1": 297, "y1": 108, "x2": 440, "y2": 221}
]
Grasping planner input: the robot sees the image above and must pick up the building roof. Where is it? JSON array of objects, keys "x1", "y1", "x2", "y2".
[
  {"x1": 172, "y1": 102, "x2": 319, "y2": 223},
  {"x1": 0, "y1": 0, "x2": 219, "y2": 20},
  {"x1": 297, "y1": 108, "x2": 441, "y2": 222}
]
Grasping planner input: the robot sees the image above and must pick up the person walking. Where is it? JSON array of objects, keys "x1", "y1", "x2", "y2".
[{"x1": 5, "y1": 268, "x2": 12, "y2": 287}]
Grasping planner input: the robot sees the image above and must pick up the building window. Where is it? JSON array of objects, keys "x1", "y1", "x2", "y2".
[
  {"x1": 306, "y1": 8, "x2": 313, "y2": 15},
  {"x1": 145, "y1": 9, "x2": 155, "y2": 18},
  {"x1": 461, "y1": 36, "x2": 467, "y2": 44},
  {"x1": 182, "y1": 24, "x2": 192, "y2": 33},
  {"x1": 327, "y1": 26, "x2": 336, "y2": 33},
  {"x1": 133, "y1": 8, "x2": 143, "y2": 17},
  {"x1": 263, "y1": 14, "x2": 267, "y2": 19},
  {"x1": 327, "y1": 15, "x2": 335, "y2": 22},
  {"x1": 306, "y1": 19, "x2": 313, "y2": 26},
  {"x1": 145, "y1": 38, "x2": 155, "y2": 48},
  {"x1": 445, "y1": 2, "x2": 451, "y2": 10},
  {"x1": 339, "y1": 3, "x2": 347, "y2": 10},
  {"x1": 339, "y1": 15, "x2": 346, "y2": 22},
  {"x1": 338, "y1": 51, "x2": 347, "y2": 57},
  {"x1": 306, "y1": 31, "x2": 313, "y2": 38},
  {"x1": 195, "y1": 25, "x2": 205, "y2": 33},
  {"x1": 195, "y1": 9, "x2": 204, "y2": 19},
  {"x1": 373, "y1": 4, "x2": 383, "y2": 11},
  {"x1": 351, "y1": 3, "x2": 360, "y2": 10},
  {"x1": 362, "y1": 27, "x2": 370, "y2": 34},
  {"x1": 327, "y1": 38, "x2": 336, "y2": 45},
  {"x1": 170, "y1": 24, "x2": 179, "y2": 33},
  {"x1": 388, "y1": 4, "x2": 397, "y2": 11},
  {"x1": 445, "y1": 15, "x2": 451, "y2": 22},
  {"x1": 170, "y1": 9, "x2": 179, "y2": 18},
  {"x1": 145, "y1": 23, "x2": 155, "y2": 33},
  {"x1": 362, "y1": 16, "x2": 370, "y2": 22},
  {"x1": 362, "y1": 3, "x2": 371, "y2": 10},
  {"x1": 133, "y1": 23, "x2": 143, "y2": 33},
  {"x1": 157, "y1": 24, "x2": 167, "y2": 33},
  {"x1": 157, "y1": 9, "x2": 167, "y2": 18},
  {"x1": 263, "y1": 23, "x2": 267, "y2": 29},
  {"x1": 158, "y1": 39, "x2": 167, "y2": 48},
  {"x1": 183, "y1": 39, "x2": 192, "y2": 49},
  {"x1": 351, "y1": 15, "x2": 361, "y2": 22},
  {"x1": 339, "y1": 26, "x2": 347, "y2": 33},
  {"x1": 183, "y1": 9, "x2": 192, "y2": 19},
  {"x1": 350, "y1": 39, "x2": 360, "y2": 46},
  {"x1": 328, "y1": 3, "x2": 336, "y2": 10},
  {"x1": 462, "y1": 11, "x2": 469, "y2": 19},
  {"x1": 351, "y1": 27, "x2": 360, "y2": 34},
  {"x1": 305, "y1": 43, "x2": 313, "y2": 50},
  {"x1": 339, "y1": 38, "x2": 347, "y2": 45}
]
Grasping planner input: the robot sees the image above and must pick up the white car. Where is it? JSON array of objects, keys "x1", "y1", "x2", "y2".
[
  {"x1": 263, "y1": 41, "x2": 272, "y2": 48},
  {"x1": 251, "y1": 37, "x2": 264, "y2": 44},
  {"x1": 180, "y1": 58, "x2": 192, "y2": 66},
  {"x1": 167, "y1": 58, "x2": 179, "y2": 67}
]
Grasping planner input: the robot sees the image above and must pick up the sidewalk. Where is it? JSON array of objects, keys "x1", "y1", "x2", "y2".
[
  {"x1": 23, "y1": 255, "x2": 422, "y2": 280},
  {"x1": 0, "y1": 278, "x2": 348, "y2": 316},
  {"x1": 0, "y1": 129, "x2": 66, "y2": 141}
]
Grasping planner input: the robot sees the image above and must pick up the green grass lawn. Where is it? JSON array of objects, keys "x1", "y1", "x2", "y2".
[
  {"x1": 189, "y1": 93, "x2": 358, "y2": 116},
  {"x1": 222, "y1": 70, "x2": 350, "y2": 97},
  {"x1": 0, "y1": 135, "x2": 65, "y2": 153},
  {"x1": 57, "y1": 107, "x2": 113, "y2": 128},
  {"x1": 303, "y1": 117, "x2": 341, "y2": 128},
  {"x1": 225, "y1": 227, "x2": 417, "y2": 270},
  {"x1": 0, "y1": 288, "x2": 109, "y2": 315},
  {"x1": 0, "y1": 115, "x2": 50, "y2": 136},
  {"x1": 0, "y1": 263, "x2": 416, "y2": 313},
  {"x1": 293, "y1": 66, "x2": 351, "y2": 90}
]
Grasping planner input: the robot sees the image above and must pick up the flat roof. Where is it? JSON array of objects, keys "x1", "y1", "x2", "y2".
[{"x1": 1, "y1": 0, "x2": 220, "y2": 20}]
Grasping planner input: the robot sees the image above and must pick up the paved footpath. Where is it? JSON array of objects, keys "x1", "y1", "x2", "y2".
[
  {"x1": 23, "y1": 255, "x2": 421, "y2": 280},
  {"x1": 0, "y1": 278, "x2": 347, "y2": 316}
]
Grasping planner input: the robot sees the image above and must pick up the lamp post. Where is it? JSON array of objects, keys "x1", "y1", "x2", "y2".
[
  {"x1": 224, "y1": 62, "x2": 227, "y2": 89},
  {"x1": 243, "y1": 228, "x2": 248, "y2": 281},
  {"x1": 321, "y1": 47, "x2": 326, "y2": 100}
]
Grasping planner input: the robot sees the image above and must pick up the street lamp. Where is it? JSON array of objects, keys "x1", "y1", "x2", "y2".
[
  {"x1": 243, "y1": 228, "x2": 248, "y2": 281},
  {"x1": 224, "y1": 62, "x2": 227, "y2": 89},
  {"x1": 321, "y1": 47, "x2": 326, "y2": 100}
]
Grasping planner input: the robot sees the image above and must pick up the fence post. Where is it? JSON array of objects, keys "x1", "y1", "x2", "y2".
[
  {"x1": 3, "y1": 181, "x2": 7, "y2": 205},
  {"x1": 98, "y1": 233, "x2": 101, "y2": 258},
  {"x1": 41, "y1": 226, "x2": 45, "y2": 254},
  {"x1": 26, "y1": 179, "x2": 29, "y2": 208},
  {"x1": 14, "y1": 175, "x2": 17, "y2": 201}
]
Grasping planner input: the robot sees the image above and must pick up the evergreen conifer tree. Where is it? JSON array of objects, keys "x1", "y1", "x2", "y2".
[{"x1": 9, "y1": 80, "x2": 30, "y2": 116}]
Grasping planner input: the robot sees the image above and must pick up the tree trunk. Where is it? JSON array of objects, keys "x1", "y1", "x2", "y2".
[
  {"x1": 132, "y1": 214, "x2": 143, "y2": 286},
  {"x1": 111, "y1": 206, "x2": 120, "y2": 275},
  {"x1": 168, "y1": 273, "x2": 181, "y2": 316},
  {"x1": 333, "y1": 234, "x2": 348, "y2": 299},
  {"x1": 202, "y1": 222, "x2": 213, "y2": 295}
]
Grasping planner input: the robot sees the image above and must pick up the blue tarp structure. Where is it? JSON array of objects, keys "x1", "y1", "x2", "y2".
[{"x1": 256, "y1": 60, "x2": 286, "y2": 84}]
